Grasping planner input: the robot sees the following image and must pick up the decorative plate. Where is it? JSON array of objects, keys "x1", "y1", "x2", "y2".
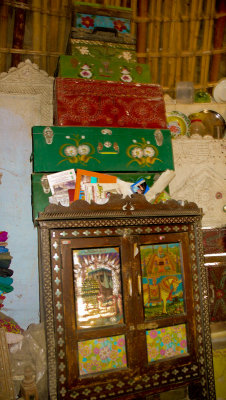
[
  {"x1": 188, "y1": 110, "x2": 225, "y2": 138},
  {"x1": 166, "y1": 111, "x2": 191, "y2": 138},
  {"x1": 213, "y1": 78, "x2": 226, "y2": 103}
]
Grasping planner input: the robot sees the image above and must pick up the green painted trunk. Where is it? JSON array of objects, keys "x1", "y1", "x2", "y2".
[
  {"x1": 69, "y1": 40, "x2": 136, "y2": 62},
  {"x1": 57, "y1": 55, "x2": 151, "y2": 83},
  {"x1": 32, "y1": 126, "x2": 174, "y2": 173}
]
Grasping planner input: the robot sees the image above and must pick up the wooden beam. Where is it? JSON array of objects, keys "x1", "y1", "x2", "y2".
[
  {"x1": 136, "y1": 0, "x2": 148, "y2": 63},
  {"x1": 11, "y1": 0, "x2": 28, "y2": 67},
  {"x1": 210, "y1": 0, "x2": 226, "y2": 82}
]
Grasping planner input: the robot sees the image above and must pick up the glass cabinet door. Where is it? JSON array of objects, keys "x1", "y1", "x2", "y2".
[
  {"x1": 60, "y1": 235, "x2": 133, "y2": 386},
  {"x1": 60, "y1": 231, "x2": 196, "y2": 385},
  {"x1": 72, "y1": 245, "x2": 127, "y2": 377},
  {"x1": 132, "y1": 232, "x2": 196, "y2": 369},
  {"x1": 73, "y1": 246, "x2": 124, "y2": 329},
  {"x1": 140, "y1": 241, "x2": 185, "y2": 319}
]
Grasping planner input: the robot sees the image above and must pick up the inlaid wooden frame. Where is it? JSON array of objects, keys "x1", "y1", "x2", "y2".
[{"x1": 37, "y1": 195, "x2": 216, "y2": 400}]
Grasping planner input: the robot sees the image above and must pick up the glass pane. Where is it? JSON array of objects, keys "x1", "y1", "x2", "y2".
[
  {"x1": 146, "y1": 324, "x2": 188, "y2": 363},
  {"x1": 73, "y1": 247, "x2": 123, "y2": 329},
  {"x1": 140, "y1": 242, "x2": 185, "y2": 319},
  {"x1": 78, "y1": 335, "x2": 127, "y2": 376}
]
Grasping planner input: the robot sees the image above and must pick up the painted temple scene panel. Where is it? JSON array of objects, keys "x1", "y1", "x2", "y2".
[
  {"x1": 78, "y1": 335, "x2": 127, "y2": 376},
  {"x1": 146, "y1": 324, "x2": 188, "y2": 363},
  {"x1": 73, "y1": 247, "x2": 124, "y2": 329},
  {"x1": 140, "y1": 242, "x2": 185, "y2": 319}
]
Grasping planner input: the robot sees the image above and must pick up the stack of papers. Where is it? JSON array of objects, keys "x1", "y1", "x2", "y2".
[
  {"x1": 46, "y1": 169, "x2": 175, "y2": 207},
  {"x1": 47, "y1": 169, "x2": 76, "y2": 206}
]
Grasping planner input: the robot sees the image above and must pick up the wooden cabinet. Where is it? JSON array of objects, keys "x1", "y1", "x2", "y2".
[{"x1": 37, "y1": 196, "x2": 216, "y2": 400}]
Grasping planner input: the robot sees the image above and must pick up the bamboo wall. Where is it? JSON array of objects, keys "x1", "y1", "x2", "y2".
[
  {"x1": 136, "y1": 0, "x2": 226, "y2": 92},
  {"x1": 0, "y1": 0, "x2": 225, "y2": 91},
  {"x1": 0, "y1": 0, "x2": 72, "y2": 76}
]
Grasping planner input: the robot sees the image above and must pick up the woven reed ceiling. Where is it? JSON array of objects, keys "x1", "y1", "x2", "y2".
[{"x1": 0, "y1": 0, "x2": 225, "y2": 91}]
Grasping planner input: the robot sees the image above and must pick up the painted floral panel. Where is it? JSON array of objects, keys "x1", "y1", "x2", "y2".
[
  {"x1": 207, "y1": 263, "x2": 226, "y2": 322},
  {"x1": 76, "y1": 14, "x2": 131, "y2": 34},
  {"x1": 202, "y1": 227, "x2": 226, "y2": 254},
  {"x1": 78, "y1": 335, "x2": 127, "y2": 376},
  {"x1": 73, "y1": 247, "x2": 123, "y2": 329},
  {"x1": 140, "y1": 243, "x2": 185, "y2": 319},
  {"x1": 146, "y1": 324, "x2": 188, "y2": 363}
]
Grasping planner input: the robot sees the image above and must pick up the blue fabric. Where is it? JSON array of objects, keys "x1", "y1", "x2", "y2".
[
  {"x1": 0, "y1": 246, "x2": 8, "y2": 253},
  {"x1": 0, "y1": 276, "x2": 13, "y2": 285}
]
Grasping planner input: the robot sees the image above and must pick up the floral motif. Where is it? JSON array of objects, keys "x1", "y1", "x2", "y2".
[
  {"x1": 208, "y1": 265, "x2": 226, "y2": 322},
  {"x1": 113, "y1": 19, "x2": 126, "y2": 32},
  {"x1": 127, "y1": 138, "x2": 160, "y2": 167},
  {"x1": 104, "y1": 141, "x2": 112, "y2": 148},
  {"x1": 76, "y1": 14, "x2": 130, "y2": 34},
  {"x1": 149, "y1": 330, "x2": 158, "y2": 338},
  {"x1": 78, "y1": 144, "x2": 90, "y2": 155},
  {"x1": 121, "y1": 51, "x2": 133, "y2": 62},
  {"x1": 168, "y1": 121, "x2": 181, "y2": 137},
  {"x1": 77, "y1": 46, "x2": 90, "y2": 55},
  {"x1": 131, "y1": 147, "x2": 143, "y2": 158},
  {"x1": 78, "y1": 344, "x2": 90, "y2": 358},
  {"x1": 80, "y1": 69, "x2": 92, "y2": 79},
  {"x1": 161, "y1": 334, "x2": 171, "y2": 344},
  {"x1": 80, "y1": 64, "x2": 92, "y2": 79},
  {"x1": 99, "y1": 346, "x2": 111, "y2": 360},
  {"x1": 148, "y1": 347, "x2": 159, "y2": 360},
  {"x1": 64, "y1": 146, "x2": 77, "y2": 157},
  {"x1": 56, "y1": 79, "x2": 167, "y2": 128},
  {"x1": 58, "y1": 134, "x2": 100, "y2": 166},
  {"x1": 146, "y1": 324, "x2": 187, "y2": 363},
  {"x1": 81, "y1": 16, "x2": 94, "y2": 29},
  {"x1": 120, "y1": 67, "x2": 132, "y2": 83},
  {"x1": 78, "y1": 335, "x2": 127, "y2": 376},
  {"x1": 216, "y1": 289, "x2": 224, "y2": 298},
  {"x1": 121, "y1": 74, "x2": 132, "y2": 82},
  {"x1": 143, "y1": 146, "x2": 155, "y2": 157}
]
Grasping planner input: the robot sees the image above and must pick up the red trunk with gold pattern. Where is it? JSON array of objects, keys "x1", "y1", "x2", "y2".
[{"x1": 54, "y1": 78, "x2": 167, "y2": 128}]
